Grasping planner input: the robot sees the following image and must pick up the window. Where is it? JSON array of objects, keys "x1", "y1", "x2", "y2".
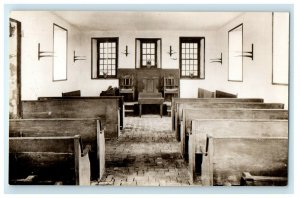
[
  {"x1": 228, "y1": 24, "x2": 243, "y2": 82},
  {"x1": 53, "y1": 24, "x2": 67, "y2": 81},
  {"x1": 135, "y1": 38, "x2": 161, "y2": 68},
  {"x1": 91, "y1": 37, "x2": 118, "y2": 79},
  {"x1": 97, "y1": 38, "x2": 118, "y2": 78},
  {"x1": 179, "y1": 37, "x2": 205, "y2": 78},
  {"x1": 141, "y1": 40, "x2": 157, "y2": 67},
  {"x1": 272, "y1": 12, "x2": 289, "y2": 85}
]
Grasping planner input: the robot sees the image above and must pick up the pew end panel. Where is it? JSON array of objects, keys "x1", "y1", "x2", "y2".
[
  {"x1": 206, "y1": 136, "x2": 288, "y2": 186},
  {"x1": 9, "y1": 118, "x2": 105, "y2": 181},
  {"x1": 198, "y1": 88, "x2": 215, "y2": 98},
  {"x1": 240, "y1": 172, "x2": 288, "y2": 186},
  {"x1": 97, "y1": 120, "x2": 106, "y2": 180},
  {"x1": 9, "y1": 135, "x2": 91, "y2": 185},
  {"x1": 189, "y1": 119, "x2": 288, "y2": 185},
  {"x1": 181, "y1": 108, "x2": 288, "y2": 163}
]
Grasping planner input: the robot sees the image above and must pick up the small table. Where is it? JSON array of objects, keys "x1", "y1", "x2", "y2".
[{"x1": 138, "y1": 93, "x2": 164, "y2": 118}]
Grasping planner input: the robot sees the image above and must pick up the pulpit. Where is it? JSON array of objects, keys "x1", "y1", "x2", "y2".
[{"x1": 138, "y1": 77, "x2": 164, "y2": 117}]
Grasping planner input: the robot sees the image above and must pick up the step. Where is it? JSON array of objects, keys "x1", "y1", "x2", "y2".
[
  {"x1": 125, "y1": 109, "x2": 134, "y2": 113},
  {"x1": 124, "y1": 102, "x2": 138, "y2": 106},
  {"x1": 163, "y1": 101, "x2": 172, "y2": 106}
]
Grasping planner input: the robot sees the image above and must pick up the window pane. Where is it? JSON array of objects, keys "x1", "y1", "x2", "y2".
[
  {"x1": 273, "y1": 12, "x2": 289, "y2": 84},
  {"x1": 53, "y1": 24, "x2": 67, "y2": 81},
  {"x1": 228, "y1": 25, "x2": 243, "y2": 81}
]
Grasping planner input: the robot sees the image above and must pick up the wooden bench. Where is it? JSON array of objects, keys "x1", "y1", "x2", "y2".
[
  {"x1": 188, "y1": 119, "x2": 288, "y2": 184},
  {"x1": 175, "y1": 102, "x2": 284, "y2": 141},
  {"x1": 9, "y1": 135, "x2": 91, "y2": 185},
  {"x1": 38, "y1": 96, "x2": 124, "y2": 130},
  {"x1": 240, "y1": 172, "x2": 288, "y2": 186},
  {"x1": 9, "y1": 118, "x2": 105, "y2": 181},
  {"x1": 198, "y1": 88, "x2": 215, "y2": 98},
  {"x1": 215, "y1": 90, "x2": 238, "y2": 98},
  {"x1": 181, "y1": 108, "x2": 288, "y2": 160},
  {"x1": 22, "y1": 98, "x2": 120, "y2": 139},
  {"x1": 62, "y1": 90, "x2": 81, "y2": 97},
  {"x1": 199, "y1": 136, "x2": 288, "y2": 186},
  {"x1": 171, "y1": 98, "x2": 264, "y2": 131}
]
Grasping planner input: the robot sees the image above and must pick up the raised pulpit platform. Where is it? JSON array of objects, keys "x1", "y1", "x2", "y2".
[{"x1": 138, "y1": 93, "x2": 164, "y2": 118}]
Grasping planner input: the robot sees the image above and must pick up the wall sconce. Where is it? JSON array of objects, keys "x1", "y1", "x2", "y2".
[
  {"x1": 236, "y1": 43, "x2": 254, "y2": 60},
  {"x1": 167, "y1": 45, "x2": 176, "y2": 57},
  {"x1": 122, "y1": 45, "x2": 129, "y2": 56},
  {"x1": 73, "y1": 51, "x2": 86, "y2": 62},
  {"x1": 210, "y1": 53, "x2": 223, "y2": 64},
  {"x1": 38, "y1": 43, "x2": 54, "y2": 60}
]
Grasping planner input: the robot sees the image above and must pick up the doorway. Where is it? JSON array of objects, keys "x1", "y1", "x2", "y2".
[{"x1": 9, "y1": 18, "x2": 21, "y2": 118}]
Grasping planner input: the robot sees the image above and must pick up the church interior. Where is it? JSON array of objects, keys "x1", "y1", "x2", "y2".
[{"x1": 8, "y1": 11, "x2": 289, "y2": 186}]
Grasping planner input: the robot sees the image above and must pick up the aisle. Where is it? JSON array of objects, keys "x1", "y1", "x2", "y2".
[{"x1": 96, "y1": 116, "x2": 192, "y2": 186}]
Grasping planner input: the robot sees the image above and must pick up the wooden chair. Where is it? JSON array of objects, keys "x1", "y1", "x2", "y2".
[
  {"x1": 163, "y1": 76, "x2": 179, "y2": 99},
  {"x1": 119, "y1": 74, "x2": 135, "y2": 101}
]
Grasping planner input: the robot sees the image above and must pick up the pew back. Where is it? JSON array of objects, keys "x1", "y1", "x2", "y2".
[
  {"x1": 215, "y1": 90, "x2": 238, "y2": 98},
  {"x1": 189, "y1": 119, "x2": 288, "y2": 184},
  {"x1": 171, "y1": 98, "x2": 264, "y2": 131},
  {"x1": 175, "y1": 102, "x2": 284, "y2": 140},
  {"x1": 9, "y1": 135, "x2": 90, "y2": 185},
  {"x1": 22, "y1": 98, "x2": 119, "y2": 138},
  {"x1": 38, "y1": 96, "x2": 124, "y2": 130},
  {"x1": 9, "y1": 118, "x2": 105, "y2": 180},
  {"x1": 181, "y1": 108, "x2": 288, "y2": 158},
  {"x1": 205, "y1": 137, "x2": 288, "y2": 186},
  {"x1": 198, "y1": 88, "x2": 215, "y2": 98}
]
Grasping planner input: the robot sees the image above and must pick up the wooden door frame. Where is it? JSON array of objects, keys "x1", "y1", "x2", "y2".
[{"x1": 9, "y1": 18, "x2": 22, "y2": 118}]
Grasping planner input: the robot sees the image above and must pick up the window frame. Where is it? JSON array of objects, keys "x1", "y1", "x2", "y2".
[
  {"x1": 228, "y1": 23, "x2": 243, "y2": 82},
  {"x1": 179, "y1": 37, "x2": 205, "y2": 79},
  {"x1": 52, "y1": 23, "x2": 68, "y2": 82},
  {"x1": 96, "y1": 37, "x2": 119, "y2": 79},
  {"x1": 140, "y1": 39, "x2": 158, "y2": 68},
  {"x1": 272, "y1": 12, "x2": 289, "y2": 85}
]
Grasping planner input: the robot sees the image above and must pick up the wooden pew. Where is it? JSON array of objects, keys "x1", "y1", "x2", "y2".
[
  {"x1": 22, "y1": 98, "x2": 120, "y2": 139},
  {"x1": 9, "y1": 135, "x2": 91, "y2": 185},
  {"x1": 240, "y1": 172, "x2": 288, "y2": 186},
  {"x1": 198, "y1": 88, "x2": 215, "y2": 98},
  {"x1": 62, "y1": 90, "x2": 81, "y2": 97},
  {"x1": 9, "y1": 118, "x2": 105, "y2": 181},
  {"x1": 38, "y1": 96, "x2": 125, "y2": 130},
  {"x1": 188, "y1": 119, "x2": 288, "y2": 185},
  {"x1": 181, "y1": 108, "x2": 288, "y2": 160},
  {"x1": 215, "y1": 90, "x2": 238, "y2": 98},
  {"x1": 175, "y1": 102, "x2": 284, "y2": 141},
  {"x1": 171, "y1": 98, "x2": 264, "y2": 131},
  {"x1": 199, "y1": 136, "x2": 288, "y2": 186}
]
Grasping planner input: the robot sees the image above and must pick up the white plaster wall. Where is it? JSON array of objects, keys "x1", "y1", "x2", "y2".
[
  {"x1": 181, "y1": 12, "x2": 289, "y2": 108},
  {"x1": 79, "y1": 30, "x2": 216, "y2": 96},
  {"x1": 10, "y1": 11, "x2": 288, "y2": 108},
  {"x1": 10, "y1": 11, "x2": 81, "y2": 100}
]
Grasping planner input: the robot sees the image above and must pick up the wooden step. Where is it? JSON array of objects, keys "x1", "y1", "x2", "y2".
[
  {"x1": 125, "y1": 109, "x2": 134, "y2": 113},
  {"x1": 124, "y1": 102, "x2": 138, "y2": 106}
]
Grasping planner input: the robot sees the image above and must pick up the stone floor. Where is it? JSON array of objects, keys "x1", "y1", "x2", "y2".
[{"x1": 94, "y1": 115, "x2": 193, "y2": 186}]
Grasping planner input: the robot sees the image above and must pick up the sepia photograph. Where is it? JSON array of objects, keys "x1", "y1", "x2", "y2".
[{"x1": 8, "y1": 9, "x2": 289, "y2": 188}]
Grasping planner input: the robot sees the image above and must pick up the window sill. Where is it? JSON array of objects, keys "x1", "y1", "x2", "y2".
[
  {"x1": 180, "y1": 77, "x2": 205, "y2": 80},
  {"x1": 91, "y1": 77, "x2": 118, "y2": 80}
]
